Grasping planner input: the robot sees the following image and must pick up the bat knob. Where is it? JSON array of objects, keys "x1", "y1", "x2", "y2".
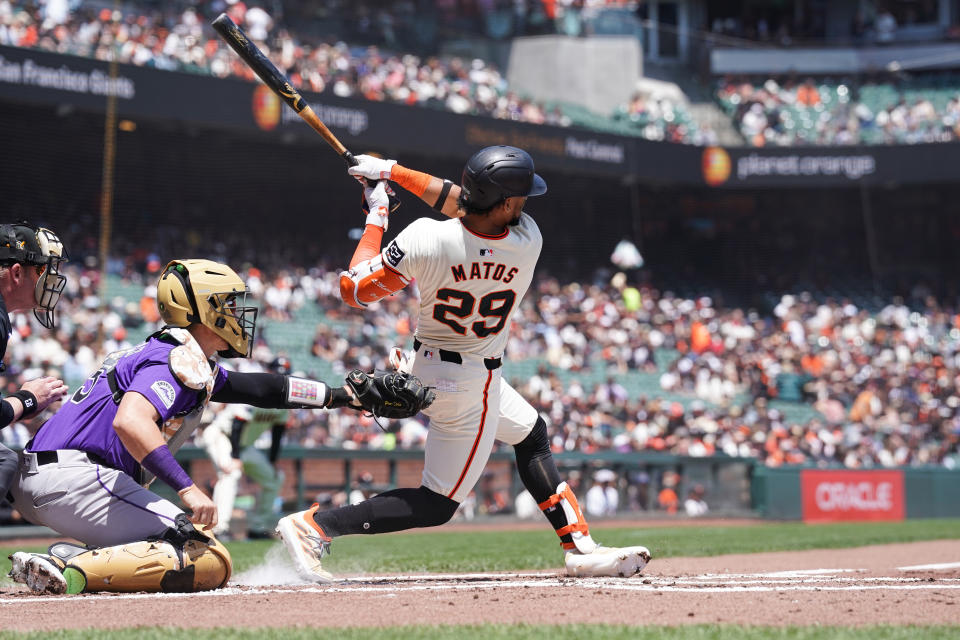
[{"x1": 341, "y1": 150, "x2": 373, "y2": 186}]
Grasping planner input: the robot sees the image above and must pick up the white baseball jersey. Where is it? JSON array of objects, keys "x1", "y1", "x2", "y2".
[
  {"x1": 381, "y1": 213, "x2": 542, "y2": 503},
  {"x1": 383, "y1": 213, "x2": 543, "y2": 357}
]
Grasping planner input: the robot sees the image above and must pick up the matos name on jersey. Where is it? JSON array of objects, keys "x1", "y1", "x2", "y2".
[{"x1": 450, "y1": 261, "x2": 519, "y2": 283}]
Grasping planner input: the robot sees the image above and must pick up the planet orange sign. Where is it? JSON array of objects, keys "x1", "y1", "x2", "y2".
[
  {"x1": 252, "y1": 84, "x2": 281, "y2": 131},
  {"x1": 702, "y1": 146, "x2": 731, "y2": 186}
]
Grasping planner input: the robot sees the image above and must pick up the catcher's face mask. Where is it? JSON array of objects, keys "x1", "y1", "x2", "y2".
[
  {"x1": 0, "y1": 223, "x2": 68, "y2": 329},
  {"x1": 33, "y1": 228, "x2": 67, "y2": 329}
]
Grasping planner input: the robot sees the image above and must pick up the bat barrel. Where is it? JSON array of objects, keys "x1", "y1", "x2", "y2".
[
  {"x1": 211, "y1": 15, "x2": 378, "y2": 189},
  {"x1": 211, "y1": 13, "x2": 306, "y2": 113}
]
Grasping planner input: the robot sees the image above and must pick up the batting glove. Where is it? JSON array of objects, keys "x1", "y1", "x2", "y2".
[
  {"x1": 363, "y1": 180, "x2": 391, "y2": 230},
  {"x1": 348, "y1": 154, "x2": 397, "y2": 181},
  {"x1": 388, "y1": 346, "x2": 414, "y2": 373}
]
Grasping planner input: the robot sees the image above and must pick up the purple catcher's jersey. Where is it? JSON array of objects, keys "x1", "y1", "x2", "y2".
[{"x1": 31, "y1": 336, "x2": 228, "y2": 478}]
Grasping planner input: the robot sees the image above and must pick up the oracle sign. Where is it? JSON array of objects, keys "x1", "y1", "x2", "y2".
[{"x1": 801, "y1": 470, "x2": 905, "y2": 522}]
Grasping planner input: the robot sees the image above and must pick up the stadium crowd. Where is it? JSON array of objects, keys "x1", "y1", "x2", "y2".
[
  {"x1": 0, "y1": 0, "x2": 565, "y2": 126},
  {"x1": 0, "y1": 0, "x2": 714, "y2": 144},
  {"x1": 717, "y1": 74, "x2": 960, "y2": 146},
  {"x1": 5, "y1": 2, "x2": 960, "y2": 147},
  {"x1": 3, "y1": 258, "x2": 957, "y2": 472}
]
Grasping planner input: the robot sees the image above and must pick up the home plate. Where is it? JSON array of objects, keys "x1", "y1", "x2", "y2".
[{"x1": 897, "y1": 561, "x2": 960, "y2": 571}]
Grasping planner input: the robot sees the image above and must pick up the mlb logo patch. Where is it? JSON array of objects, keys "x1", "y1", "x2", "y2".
[
  {"x1": 423, "y1": 350, "x2": 434, "y2": 360},
  {"x1": 479, "y1": 248, "x2": 495, "y2": 257}
]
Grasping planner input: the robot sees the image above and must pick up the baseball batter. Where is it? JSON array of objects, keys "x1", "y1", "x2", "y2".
[
  {"x1": 7, "y1": 259, "x2": 431, "y2": 595},
  {"x1": 277, "y1": 146, "x2": 650, "y2": 581}
]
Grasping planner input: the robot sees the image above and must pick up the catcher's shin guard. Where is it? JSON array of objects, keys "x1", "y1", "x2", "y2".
[
  {"x1": 48, "y1": 537, "x2": 232, "y2": 594},
  {"x1": 539, "y1": 482, "x2": 598, "y2": 554}
]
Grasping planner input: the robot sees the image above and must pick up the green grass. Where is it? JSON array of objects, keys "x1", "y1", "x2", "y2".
[
  {"x1": 2, "y1": 522, "x2": 958, "y2": 637},
  {"x1": 2, "y1": 625, "x2": 959, "y2": 640},
  {"x1": 309, "y1": 518, "x2": 960, "y2": 574},
  {"x1": 2, "y1": 519, "x2": 958, "y2": 579}
]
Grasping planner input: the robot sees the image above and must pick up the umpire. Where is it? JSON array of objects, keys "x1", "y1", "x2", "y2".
[{"x1": 0, "y1": 222, "x2": 70, "y2": 509}]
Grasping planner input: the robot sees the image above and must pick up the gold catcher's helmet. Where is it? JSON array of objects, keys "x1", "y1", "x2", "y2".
[{"x1": 156, "y1": 259, "x2": 258, "y2": 358}]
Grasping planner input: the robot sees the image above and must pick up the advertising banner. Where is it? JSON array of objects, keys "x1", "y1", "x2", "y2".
[
  {"x1": 699, "y1": 144, "x2": 960, "y2": 188},
  {"x1": 0, "y1": 46, "x2": 635, "y2": 178},
  {"x1": 3, "y1": 46, "x2": 960, "y2": 186},
  {"x1": 800, "y1": 469, "x2": 905, "y2": 523}
]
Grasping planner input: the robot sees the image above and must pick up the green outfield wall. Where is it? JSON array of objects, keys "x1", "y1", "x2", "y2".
[
  {"x1": 752, "y1": 466, "x2": 960, "y2": 521},
  {"x1": 167, "y1": 447, "x2": 959, "y2": 521},
  {"x1": 167, "y1": 447, "x2": 756, "y2": 515},
  {"x1": 6, "y1": 445, "x2": 954, "y2": 528}
]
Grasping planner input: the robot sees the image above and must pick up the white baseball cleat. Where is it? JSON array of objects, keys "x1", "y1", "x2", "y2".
[
  {"x1": 275, "y1": 503, "x2": 336, "y2": 583},
  {"x1": 564, "y1": 545, "x2": 651, "y2": 578},
  {"x1": 7, "y1": 552, "x2": 67, "y2": 594}
]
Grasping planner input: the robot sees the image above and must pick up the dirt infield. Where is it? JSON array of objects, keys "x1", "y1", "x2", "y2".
[{"x1": 1, "y1": 539, "x2": 958, "y2": 630}]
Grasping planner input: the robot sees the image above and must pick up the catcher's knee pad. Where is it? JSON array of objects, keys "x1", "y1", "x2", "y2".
[
  {"x1": 49, "y1": 537, "x2": 232, "y2": 594},
  {"x1": 539, "y1": 482, "x2": 598, "y2": 553}
]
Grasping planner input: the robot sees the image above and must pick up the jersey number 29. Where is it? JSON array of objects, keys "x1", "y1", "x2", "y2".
[{"x1": 433, "y1": 289, "x2": 516, "y2": 337}]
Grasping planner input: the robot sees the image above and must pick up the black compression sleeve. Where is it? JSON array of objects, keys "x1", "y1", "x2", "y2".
[
  {"x1": 313, "y1": 486, "x2": 459, "y2": 537},
  {"x1": 514, "y1": 416, "x2": 562, "y2": 502},
  {"x1": 211, "y1": 372, "x2": 288, "y2": 408},
  {"x1": 0, "y1": 399, "x2": 14, "y2": 429}
]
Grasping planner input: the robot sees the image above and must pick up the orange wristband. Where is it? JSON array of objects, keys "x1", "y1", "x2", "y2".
[{"x1": 391, "y1": 165, "x2": 432, "y2": 197}]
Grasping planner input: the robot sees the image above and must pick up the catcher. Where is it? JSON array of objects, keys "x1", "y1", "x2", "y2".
[{"x1": 6, "y1": 259, "x2": 433, "y2": 595}]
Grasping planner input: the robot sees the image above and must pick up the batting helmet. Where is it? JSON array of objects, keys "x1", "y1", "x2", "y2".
[
  {"x1": 156, "y1": 259, "x2": 258, "y2": 358},
  {"x1": 460, "y1": 146, "x2": 547, "y2": 210},
  {"x1": 0, "y1": 221, "x2": 67, "y2": 329}
]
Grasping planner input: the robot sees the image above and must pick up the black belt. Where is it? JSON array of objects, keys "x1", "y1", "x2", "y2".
[
  {"x1": 32, "y1": 450, "x2": 110, "y2": 467},
  {"x1": 413, "y1": 339, "x2": 502, "y2": 370}
]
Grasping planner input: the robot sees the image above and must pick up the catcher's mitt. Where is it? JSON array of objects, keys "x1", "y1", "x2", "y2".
[{"x1": 345, "y1": 369, "x2": 435, "y2": 419}]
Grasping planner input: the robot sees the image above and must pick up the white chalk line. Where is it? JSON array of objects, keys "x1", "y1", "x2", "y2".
[
  {"x1": 348, "y1": 573, "x2": 956, "y2": 586},
  {"x1": 697, "y1": 569, "x2": 858, "y2": 578},
  {"x1": 897, "y1": 561, "x2": 960, "y2": 571},
  {"x1": 3, "y1": 571, "x2": 960, "y2": 604},
  {"x1": 339, "y1": 571, "x2": 558, "y2": 582}
]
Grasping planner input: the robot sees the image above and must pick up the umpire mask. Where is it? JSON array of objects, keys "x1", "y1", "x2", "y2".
[{"x1": 0, "y1": 222, "x2": 68, "y2": 329}]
